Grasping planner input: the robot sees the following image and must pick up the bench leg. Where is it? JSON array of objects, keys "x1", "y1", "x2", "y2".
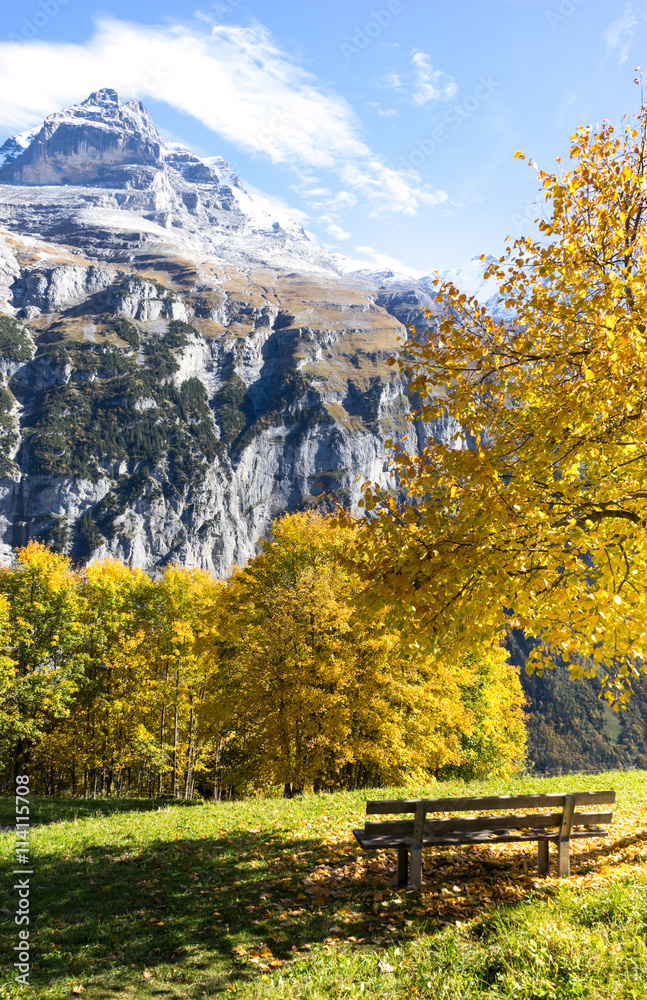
[
  {"x1": 409, "y1": 847, "x2": 422, "y2": 888},
  {"x1": 537, "y1": 839, "x2": 549, "y2": 875},
  {"x1": 397, "y1": 845, "x2": 408, "y2": 887},
  {"x1": 557, "y1": 840, "x2": 570, "y2": 878}
]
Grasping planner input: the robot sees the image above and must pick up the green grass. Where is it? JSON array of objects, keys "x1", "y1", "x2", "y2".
[{"x1": 0, "y1": 772, "x2": 646, "y2": 998}]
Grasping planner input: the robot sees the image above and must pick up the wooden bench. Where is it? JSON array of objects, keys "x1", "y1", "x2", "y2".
[{"x1": 353, "y1": 791, "x2": 615, "y2": 887}]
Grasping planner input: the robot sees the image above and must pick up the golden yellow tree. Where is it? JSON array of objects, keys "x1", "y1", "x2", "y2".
[
  {"x1": 353, "y1": 102, "x2": 647, "y2": 706},
  {"x1": 217, "y1": 511, "x2": 359, "y2": 793},
  {"x1": 143, "y1": 566, "x2": 224, "y2": 798},
  {"x1": 72, "y1": 559, "x2": 154, "y2": 796},
  {"x1": 218, "y1": 511, "x2": 525, "y2": 792},
  {"x1": 0, "y1": 591, "x2": 18, "y2": 772},
  {"x1": 0, "y1": 542, "x2": 86, "y2": 785}
]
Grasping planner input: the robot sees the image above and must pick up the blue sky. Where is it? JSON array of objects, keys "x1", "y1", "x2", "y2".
[{"x1": 0, "y1": 0, "x2": 645, "y2": 272}]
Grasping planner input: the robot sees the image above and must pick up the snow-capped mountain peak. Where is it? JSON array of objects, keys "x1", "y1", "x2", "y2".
[
  {"x1": 0, "y1": 90, "x2": 450, "y2": 285},
  {"x1": 0, "y1": 88, "x2": 163, "y2": 187},
  {"x1": 0, "y1": 90, "x2": 461, "y2": 575},
  {"x1": 0, "y1": 126, "x2": 42, "y2": 170}
]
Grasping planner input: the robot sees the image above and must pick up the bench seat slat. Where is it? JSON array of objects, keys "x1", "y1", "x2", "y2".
[
  {"x1": 364, "y1": 810, "x2": 613, "y2": 838},
  {"x1": 354, "y1": 826, "x2": 609, "y2": 850},
  {"x1": 366, "y1": 791, "x2": 615, "y2": 814},
  {"x1": 356, "y1": 791, "x2": 614, "y2": 886}
]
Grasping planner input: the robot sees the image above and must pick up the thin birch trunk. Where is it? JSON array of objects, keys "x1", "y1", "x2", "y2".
[
  {"x1": 172, "y1": 665, "x2": 180, "y2": 798},
  {"x1": 184, "y1": 693, "x2": 195, "y2": 799}
]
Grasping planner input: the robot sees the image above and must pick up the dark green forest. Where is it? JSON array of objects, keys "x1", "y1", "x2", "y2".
[{"x1": 507, "y1": 632, "x2": 647, "y2": 773}]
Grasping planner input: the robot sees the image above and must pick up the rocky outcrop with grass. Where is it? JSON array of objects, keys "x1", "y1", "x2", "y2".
[{"x1": 0, "y1": 91, "x2": 454, "y2": 571}]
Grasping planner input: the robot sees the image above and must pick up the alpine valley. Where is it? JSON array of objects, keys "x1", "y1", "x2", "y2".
[
  {"x1": 2, "y1": 89, "x2": 647, "y2": 772},
  {"x1": 0, "y1": 87, "x2": 475, "y2": 572}
]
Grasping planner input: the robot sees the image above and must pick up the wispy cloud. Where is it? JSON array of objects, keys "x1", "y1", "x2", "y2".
[
  {"x1": 375, "y1": 51, "x2": 456, "y2": 106},
  {"x1": 376, "y1": 70, "x2": 404, "y2": 91},
  {"x1": 355, "y1": 245, "x2": 423, "y2": 277},
  {"x1": 0, "y1": 17, "x2": 446, "y2": 217},
  {"x1": 411, "y1": 52, "x2": 457, "y2": 105},
  {"x1": 604, "y1": 3, "x2": 642, "y2": 64},
  {"x1": 319, "y1": 216, "x2": 351, "y2": 242},
  {"x1": 367, "y1": 101, "x2": 398, "y2": 118}
]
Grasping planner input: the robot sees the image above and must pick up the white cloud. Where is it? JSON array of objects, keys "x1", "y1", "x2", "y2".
[
  {"x1": 324, "y1": 190, "x2": 357, "y2": 212},
  {"x1": 301, "y1": 185, "x2": 332, "y2": 199},
  {"x1": 604, "y1": 4, "x2": 642, "y2": 64},
  {"x1": 374, "y1": 52, "x2": 456, "y2": 107},
  {"x1": 355, "y1": 245, "x2": 424, "y2": 277},
  {"x1": 376, "y1": 70, "x2": 404, "y2": 91},
  {"x1": 0, "y1": 17, "x2": 445, "y2": 217},
  {"x1": 292, "y1": 182, "x2": 358, "y2": 218},
  {"x1": 411, "y1": 52, "x2": 457, "y2": 105},
  {"x1": 367, "y1": 101, "x2": 397, "y2": 118},
  {"x1": 320, "y1": 216, "x2": 351, "y2": 241},
  {"x1": 342, "y1": 160, "x2": 447, "y2": 217}
]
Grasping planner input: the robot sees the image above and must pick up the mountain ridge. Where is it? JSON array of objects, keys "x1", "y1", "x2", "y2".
[
  {"x1": 0, "y1": 89, "x2": 453, "y2": 573},
  {"x1": 0, "y1": 88, "x2": 430, "y2": 286},
  {"x1": 3, "y1": 90, "x2": 621, "y2": 775}
]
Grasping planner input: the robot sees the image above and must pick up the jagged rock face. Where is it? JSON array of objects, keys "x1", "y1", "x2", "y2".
[
  {"x1": 0, "y1": 91, "x2": 447, "y2": 574},
  {"x1": 0, "y1": 89, "x2": 164, "y2": 187}
]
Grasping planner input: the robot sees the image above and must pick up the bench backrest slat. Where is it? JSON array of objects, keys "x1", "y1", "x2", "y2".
[
  {"x1": 364, "y1": 809, "x2": 613, "y2": 838},
  {"x1": 366, "y1": 791, "x2": 615, "y2": 815}
]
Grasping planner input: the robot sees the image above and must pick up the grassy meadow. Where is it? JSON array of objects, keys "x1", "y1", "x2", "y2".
[{"x1": 0, "y1": 771, "x2": 646, "y2": 999}]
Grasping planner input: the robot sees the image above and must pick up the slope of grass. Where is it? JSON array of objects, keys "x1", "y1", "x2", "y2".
[{"x1": 0, "y1": 771, "x2": 645, "y2": 999}]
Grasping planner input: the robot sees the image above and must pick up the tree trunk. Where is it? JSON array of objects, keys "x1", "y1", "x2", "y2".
[
  {"x1": 184, "y1": 694, "x2": 195, "y2": 799},
  {"x1": 172, "y1": 666, "x2": 180, "y2": 798},
  {"x1": 158, "y1": 702, "x2": 166, "y2": 795},
  {"x1": 158, "y1": 661, "x2": 169, "y2": 795},
  {"x1": 213, "y1": 739, "x2": 221, "y2": 801}
]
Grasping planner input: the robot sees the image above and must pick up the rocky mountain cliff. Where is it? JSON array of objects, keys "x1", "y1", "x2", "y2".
[{"x1": 0, "y1": 89, "x2": 449, "y2": 573}]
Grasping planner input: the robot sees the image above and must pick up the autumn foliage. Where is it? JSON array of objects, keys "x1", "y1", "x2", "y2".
[
  {"x1": 352, "y1": 103, "x2": 647, "y2": 708},
  {"x1": 0, "y1": 514, "x2": 526, "y2": 796}
]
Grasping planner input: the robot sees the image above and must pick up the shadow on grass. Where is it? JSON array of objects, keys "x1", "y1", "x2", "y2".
[
  {"x1": 4, "y1": 828, "x2": 372, "y2": 996},
  {"x1": 0, "y1": 795, "x2": 201, "y2": 828},
  {"x1": 2, "y1": 806, "x2": 645, "y2": 998}
]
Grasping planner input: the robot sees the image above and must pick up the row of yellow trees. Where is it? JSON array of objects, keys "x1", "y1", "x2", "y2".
[{"x1": 0, "y1": 512, "x2": 526, "y2": 798}]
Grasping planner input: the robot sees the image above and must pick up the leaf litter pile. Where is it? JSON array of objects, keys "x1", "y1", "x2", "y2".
[{"x1": 0, "y1": 775, "x2": 646, "y2": 999}]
